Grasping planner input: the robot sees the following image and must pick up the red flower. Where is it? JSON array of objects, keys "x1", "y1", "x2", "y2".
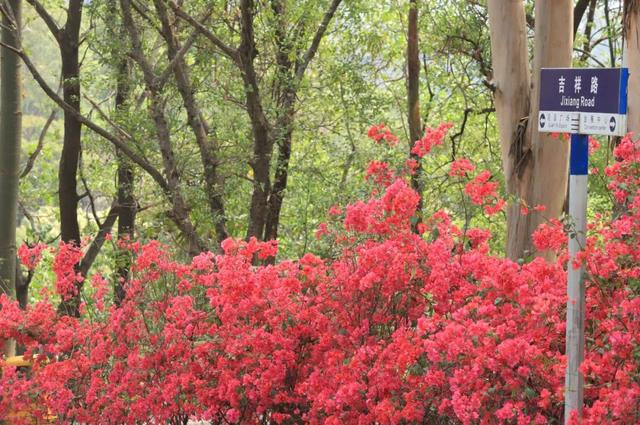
[
  {"x1": 411, "y1": 123, "x2": 453, "y2": 158},
  {"x1": 449, "y1": 158, "x2": 475, "y2": 177},
  {"x1": 367, "y1": 123, "x2": 398, "y2": 146}
]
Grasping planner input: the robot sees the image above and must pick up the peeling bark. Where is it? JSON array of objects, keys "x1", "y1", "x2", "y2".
[{"x1": 488, "y1": 0, "x2": 572, "y2": 260}]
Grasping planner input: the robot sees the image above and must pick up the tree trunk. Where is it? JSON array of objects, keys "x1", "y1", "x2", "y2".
[
  {"x1": 488, "y1": 0, "x2": 572, "y2": 260},
  {"x1": 625, "y1": 0, "x2": 640, "y2": 138},
  {"x1": 579, "y1": 0, "x2": 598, "y2": 62},
  {"x1": 153, "y1": 0, "x2": 228, "y2": 247},
  {"x1": 15, "y1": 261, "x2": 28, "y2": 309},
  {"x1": 238, "y1": 0, "x2": 273, "y2": 241},
  {"x1": 0, "y1": 0, "x2": 22, "y2": 356},
  {"x1": 57, "y1": 0, "x2": 84, "y2": 317},
  {"x1": 58, "y1": 0, "x2": 82, "y2": 247},
  {"x1": 15, "y1": 260, "x2": 29, "y2": 355},
  {"x1": 526, "y1": 0, "x2": 573, "y2": 258},
  {"x1": 407, "y1": 0, "x2": 423, "y2": 232},
  {"x1": 263, "y1": 0, "x2": 295, "y2": 244},
  {"x1": 114, "y1": 53, "x2": 135, "y2": 306},
  {"x1": 263, "y1": 90, "x2": 295, "y2": 243},
  {"x1": 120, "y1": 0, "x2": 205, "y2": 256},
  {"x1": 487, "y1": 0, "x2": 532, "y2": 260},
  {"x1": 244, "y1": 0, "x2": 341, "y2": 243},
  {"x1": 574, "y1": 0, "x2": 592, "y2": 37}
]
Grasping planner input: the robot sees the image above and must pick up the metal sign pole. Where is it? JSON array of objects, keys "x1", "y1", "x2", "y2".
[{"x1": 564, "y1": 133, "x2": 588, "y2": 423}]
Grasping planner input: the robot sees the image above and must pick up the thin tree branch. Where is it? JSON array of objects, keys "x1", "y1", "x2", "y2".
[
  {"x1": 17, "y1": 201, "x2": 36, "y2": 233},
  {"x1": 573, "y1": 46, "x2": 606, "y2": 67},
  {"x1": 24, "y1": 0, "x2": 61, "y2": 40},
  {"x1": 131, "y1": 0, "x2": 162, "y2": 34},
  {"x1": 156, "y1": 25, "x2": 201, "y2": 88},
  {"x1": 167, "y1": 0, "x2": 239, "y2": 62},
  {"x1": 20, "y1": 110, "x2": 56, "y2": 178},
  {"x1": 120, "y1": 1, "x2": 159, "y2": 87},
  {"x1": 294, "y1": 0, "x2": 342, "y2": 83},
  {"x1": 83, "y1": 93, "x2": 133, "y2": 139},
  {"x1": 450, "y1": 108, "x2": 473, "y2": 160},
  {"x1": 78, "y1": 202, "x2": 120, "y2": 276},
  {"x1": 78, "y1": 152, "x2": 102, "y2": 228}
]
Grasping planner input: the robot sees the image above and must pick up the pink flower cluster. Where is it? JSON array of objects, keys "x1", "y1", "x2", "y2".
[
  {"x1": 17, "y1": 242, "x2": 47, "y2": 271},
  {"x1": 411, "y1": 123, "x2": 453, "y2": 158},
  {"x1": 367, "y1": 123, "x2": 398, "y2": 146}
]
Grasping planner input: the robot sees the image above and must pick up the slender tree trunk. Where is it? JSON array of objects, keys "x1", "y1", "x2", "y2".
[
  {"x1": 58, "y1": 0, "x2": 82, "y2": 247},
  {"x1": 239, "y1": 0, "x2": 273, "y2": 241},
  {"x1": 57, "y1": 0, "x2": 83, "y2": 317},
  {"x1": 15, "y1": 261, "x2": 29, "y2": 355},
  {"x1": 488, "y1": 0, "x2": 572, "y2": 260},
  {"x1": 574, "y1": 0, "x2": 592, "y2": 37},
  {"x1": 115, "y1": 156, "x2": 134, "y2": 304},
  {"x1": 114, "y1": 54, "x2": 135, "y2": 306},
  {"x1": 120, "y1": 0, "x2": 205, "y2": 256},
  {"x1": 263, "y1": 90, "x2": 295, "y2": 242},
  {"x1": 407, "y1": 0, "x2": 423, "y2": 232},
  {"x1": 150, "y1": 92, "x2": 205, "y2": 256},
  {"x1": 15, "y1": 262, "x2": 28, "y2": 309},
  {"x1": 246, "y1": 0, "x2": 341, "y2": 243},
  {"x1": 625, "y1": 0, "x2": 640, "y2": 138},
  {"x1": 263, "y1": 0, "x2": 295, "y2": 243},
  {"x1": 153, "y1": 0, "x2": 228, "y2": 247},
  {"x1": 0, "y1": 0, "x2": 22, "y2": 356}
]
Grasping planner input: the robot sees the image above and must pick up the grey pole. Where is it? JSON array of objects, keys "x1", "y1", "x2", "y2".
[{"x1": 564, "y1": 133, "x2": 588, "y2": 422}]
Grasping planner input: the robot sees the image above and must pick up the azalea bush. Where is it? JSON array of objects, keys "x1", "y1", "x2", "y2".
[{"x1": 1, "y1": 126, "x2": 640, "y2": 424}]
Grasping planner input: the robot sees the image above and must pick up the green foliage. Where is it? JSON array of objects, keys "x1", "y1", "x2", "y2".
[{"x1": 13, "y1": 0, "x2": 626, "y2": 290}]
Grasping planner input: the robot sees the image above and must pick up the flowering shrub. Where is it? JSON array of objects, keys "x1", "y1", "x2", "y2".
[{"x1": 1, "y1": 127, "x2": 640, "y2": 424}]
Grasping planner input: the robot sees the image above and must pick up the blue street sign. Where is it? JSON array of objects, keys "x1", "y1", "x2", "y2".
[{"x1": 538, "y1": 68, "x2": 628, "y2": 136}]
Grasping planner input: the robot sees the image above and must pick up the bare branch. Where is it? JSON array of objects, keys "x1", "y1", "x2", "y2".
[
  {"x1": 83, "y1": 93, "x2": 132, "y2": 139},
  {"x1": 156, "y1": 22, "x2": 203, "y2": 88},
  {"x1": 167, "y1": 0, "x2": 239, "y2": 62},
  {"x1": 78, "y1": 201, "x2": 120, "y2": 276},
  {"x1": 21, "y1": 110, "x2": 57, "y2": 178},
  {"x1": 24, "y1": 0, "x2": 61, "y2": 40},
  {"x1": 78, "y1": 152, "x2": 102, "y2": 228},
  {"x1": 294, "y1": 0, "x2": 343, "y2": 83}
]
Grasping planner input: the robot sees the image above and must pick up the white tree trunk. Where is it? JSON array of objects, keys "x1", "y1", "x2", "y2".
[
  {"x1": 527, "y1": 0, "x2": 573, "y2": 258},
  {"x1": 487, "y1": 0, "x2": 532, "y2": 260},
  {"x1": 488, "y1": 0, "x2": 572, "y2": 260}
]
